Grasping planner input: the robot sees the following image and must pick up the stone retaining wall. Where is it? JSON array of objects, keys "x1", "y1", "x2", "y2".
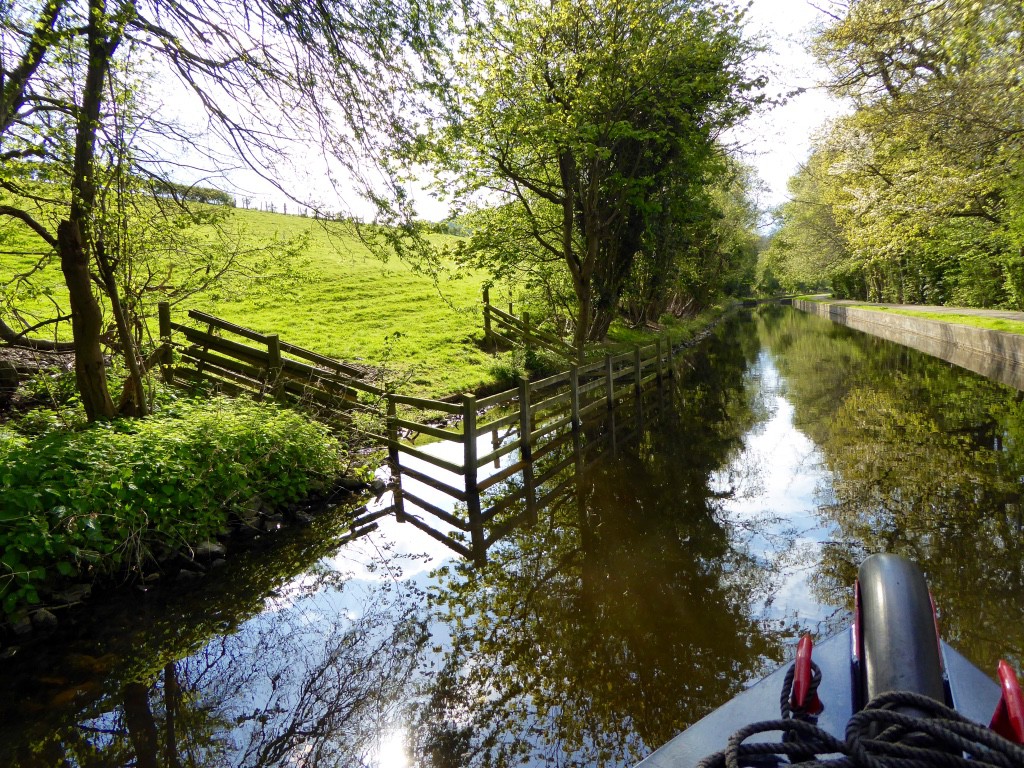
[{"x1": 793, "y1": 299, "x2": 1024, "y2": 391}]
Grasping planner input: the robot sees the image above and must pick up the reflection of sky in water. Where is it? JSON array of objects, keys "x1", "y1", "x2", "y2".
[
  {"x1": 327, "y1": 429, "x2": 521, "y2": 583},
  {"x1": 39, "y1": 332, "x2": 857, "y2": 768},
  {"x1": 316, "y1": 345, "x2": 844, "y2": 765},
  {"x1": 711, "y1": 349, "x2": 841, "y2": 632}
]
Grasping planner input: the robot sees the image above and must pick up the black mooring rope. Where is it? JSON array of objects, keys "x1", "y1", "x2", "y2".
[
  {"x1": 780, "y1": 659, "x2": 823, "y2": 720},
  {"x1": 696, "y1": 691, "x2": 1024, "y2": 768}
]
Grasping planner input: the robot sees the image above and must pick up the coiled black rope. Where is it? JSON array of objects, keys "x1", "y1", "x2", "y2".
[
  {"x1": 779, "y1": 657, "x2": 824, "y2": 763},
  {"x1": 696, "y1": 691, "x2": 1024, "y2": 768}
]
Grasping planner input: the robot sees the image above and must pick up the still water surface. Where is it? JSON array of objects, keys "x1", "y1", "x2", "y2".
[{"x1": 3, "y1": 306, "x2": 1024, "y2": 767}]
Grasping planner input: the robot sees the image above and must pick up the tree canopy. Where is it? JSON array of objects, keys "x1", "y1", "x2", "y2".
[
  {"x1": 417, "y1": 0, "x2": 765, "y2": 350},
  {"x1": 761, "y1": 0, "x2": 1024, "y2": 305}
]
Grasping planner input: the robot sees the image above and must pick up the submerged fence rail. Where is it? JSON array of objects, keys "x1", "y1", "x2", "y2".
[{"x1": 158, "y1": 302, "x2": 683, "y2": 564}]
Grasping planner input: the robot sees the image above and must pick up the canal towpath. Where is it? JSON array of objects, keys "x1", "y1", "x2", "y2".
[{"x1": 807, "y1": 296, "x2": 1024, "y2": 324}]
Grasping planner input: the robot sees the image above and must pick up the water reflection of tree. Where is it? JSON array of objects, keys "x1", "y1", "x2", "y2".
[
  {"x1": 414, "y1": 317, "x2": 786, "y2": 767},
  {"x1": 6, "y1": 506, "x2": 430, "y2": 768},
  {"x1": 760, "y1": 307, "x2": 1024, "y2": 675},
  {"x1": 46, "y1": 585, "x2": 427, "y2": 768}
]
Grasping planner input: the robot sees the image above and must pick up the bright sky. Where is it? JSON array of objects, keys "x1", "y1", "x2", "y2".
[
  {"x1": 203, "y1": 0, "x2": 847, "y2": 222},
  {"x1": 730, "y1": 0, "x2": 849, "y2": 217}
]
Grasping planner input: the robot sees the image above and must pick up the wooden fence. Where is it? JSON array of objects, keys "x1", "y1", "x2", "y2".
[
  {"x1": 482, "y1": 287, "x2": 579, "y2": 362},
  {"x1": 159, "y1": 303, "x2": 681, "y2": 565},
  {"x1": 158, "y1": 302, "x2": 387, "y2": 423},
  {"x1": 383, "y1": 337, "x2": 678, "y2": 564}
]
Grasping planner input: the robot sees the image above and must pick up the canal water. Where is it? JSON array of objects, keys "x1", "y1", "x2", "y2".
[{"x1": 3, "y1": 306, "x2": 1024, "y2": 767}]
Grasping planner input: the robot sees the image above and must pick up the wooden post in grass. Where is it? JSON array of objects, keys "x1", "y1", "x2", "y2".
[
  {"x1": 483, "y1": 287, "x2": 492, "y2": 343},
  {"x1": 522, "y1": 311, "x2": 532, "y2": 358},
  {"x1": 518, "y1": 377, "x2": 537, "y2": 525},
  {"x1": 667, "y1": 335, "x2": 674, "y2": 376},
  {"x1": 386, "y1": 393, "x2": 406, "y2": 522},
  {"x1": 267, "y1": 334, "x2": 283, "y2": 398},
  {"x1": 463, "y1": 394, "x2": 486, "y2": 566},
  {"x1": 157, "y1": 301, "x2": 173, "y2": 384},
  {"x1": 655, "y1": 338, "x2": 663, "y2": 385}
]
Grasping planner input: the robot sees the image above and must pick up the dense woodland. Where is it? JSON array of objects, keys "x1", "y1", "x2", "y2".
[{"x1": 761, "y1": 0, "x2": 1024, "y2": 306}]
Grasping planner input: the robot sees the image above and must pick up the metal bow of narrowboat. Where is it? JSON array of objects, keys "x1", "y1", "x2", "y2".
[{"x1": 637, "y1": 554, "x2": 1024, "y2": 767}]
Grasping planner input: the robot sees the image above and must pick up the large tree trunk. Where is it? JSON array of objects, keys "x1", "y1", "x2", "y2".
[
  {"x1": 58, "y1": 220, "x2": 115, "y2": 420},
  {"x1": 58, "y1": 0, "x2": 124, "y2": 422}
]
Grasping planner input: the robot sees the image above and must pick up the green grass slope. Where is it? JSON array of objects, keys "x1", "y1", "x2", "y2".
[{"x1": 1, "y1": 206, "x2": 492, "y2": 396}]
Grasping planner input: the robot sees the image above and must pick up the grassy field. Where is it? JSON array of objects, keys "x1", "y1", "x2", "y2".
[
  {"x1": 181, "y1": 209, "x2": 496, "y2": 395},
  {"x1": 1, "y1": 206, "x2": 496, "y2": 395},
  {"x1": 2, "y1": 204, "x2": 727, "y2": 397}
]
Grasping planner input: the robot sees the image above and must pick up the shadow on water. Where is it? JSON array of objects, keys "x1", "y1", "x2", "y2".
[{"x1": 4, "y1": 307, "x2": 1024, "y2": 767}]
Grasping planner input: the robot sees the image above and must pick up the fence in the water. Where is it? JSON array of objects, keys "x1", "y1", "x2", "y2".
[{"x1": 157, "y1": 302, "x2": 681, "y2": 563}]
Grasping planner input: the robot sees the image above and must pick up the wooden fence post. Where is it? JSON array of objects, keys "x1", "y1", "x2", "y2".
[
  {"x1": 157, "y1": 301, "x2": 173, "y2": 384},
  {"x1": 483, "y1": 287, "x2": 492, "y2": 343},
  {"x1": 386, "y1": 394, "x2": 406, "y2": 522},
  {"x1": 634, "y1": 346, "x2": 642, "y2": 397},
  {"x1": 605, "y1": 354, "x2": 614, "y2": 409},
  {"x1": 463, "y1": 394, "x2": 486, "y2": 566},
  {"x1": 518, "y1": 377, "x2": 537, "y2": 525},
  {"x1": 655, "y1": 338, "x2": 663, "y2": 385},
  {"x1": 195, "y1": 321, "x2": 215, "y2": 380},
  {"x1": 267, "y1": 334, "x2": 283, "y2": 398},
  {"x1": 667, "y1": 335, "x2": 674, "y2": 376},
  {"x1": 522, "y1": 311, "x2": 532, "y2": 359}
]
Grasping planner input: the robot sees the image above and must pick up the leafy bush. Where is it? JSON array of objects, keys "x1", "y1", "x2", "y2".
[
  {"x1": 488, "y1": 347, "x2": 569, "y2": 389},
  {"x1": 0, "y1": 396, "x2": 344, "y2": 616}
]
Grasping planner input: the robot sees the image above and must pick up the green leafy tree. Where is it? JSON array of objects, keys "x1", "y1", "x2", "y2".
[
  {"x1": 768, "y1": 0, "x2": 1024, "y2": 305},
  {"x1": 0, "y1": 0, "x2": 452, "y2": 420},
  {"x1": 422, "y1": 0, "x2": 763, "y2": 350}
]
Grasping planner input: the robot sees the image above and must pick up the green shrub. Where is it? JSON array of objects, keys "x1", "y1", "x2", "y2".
[
  {"x1": 488, "y1": 347, "x2": 570, "y2": 389},
  {"x1": 0, "y1": 396, "x2": 344, "y2": 617}
]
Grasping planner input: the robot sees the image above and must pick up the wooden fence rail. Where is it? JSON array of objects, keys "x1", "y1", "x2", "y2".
[
  {"x1": 158, "y1": 302, "x2": 685, "y2": 566},
  {"x1": 483, "y1": 287, "x2": 579, "y2": 362}
]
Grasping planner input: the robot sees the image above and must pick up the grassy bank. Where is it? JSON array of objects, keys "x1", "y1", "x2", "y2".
[
  {"x1": 796, "y1": 296, "x2": 1024, "y2": 336},
  {"x1": 0, "y1": 394, "x2": 347, "y2": 619},
  {"x1": 849, "y1": 307, "x2": 1024, "y2": 336},
  {"x1": 1, "y1": 211, "x2": 730, "y2": 621}
]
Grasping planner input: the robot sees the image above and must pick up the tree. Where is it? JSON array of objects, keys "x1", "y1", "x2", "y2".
[
  {"x1": 769, "y1": 0, "x2": 1024, "y2": 305},
  {"x1": 423, "y1": 0, "x2": 763, "y2": 350},
  {"x1": 0, "y1": 0, "x2": 452, "y2": 419},
  {"x1": 758, "y1": 145, "x2": 856, "y2": 295},
  {"x1": 623, "y1": 158, "x2": 762, "y2": 323}
]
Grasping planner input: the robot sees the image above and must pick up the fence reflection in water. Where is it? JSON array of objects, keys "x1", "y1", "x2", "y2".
[{"x1": 383, "y1": 349, "x2": 677, "y2": 565}]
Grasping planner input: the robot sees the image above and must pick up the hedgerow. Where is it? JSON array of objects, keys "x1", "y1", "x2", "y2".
[{"x1": 0, "y1": 396, "x2": 344, "y2": 617}]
